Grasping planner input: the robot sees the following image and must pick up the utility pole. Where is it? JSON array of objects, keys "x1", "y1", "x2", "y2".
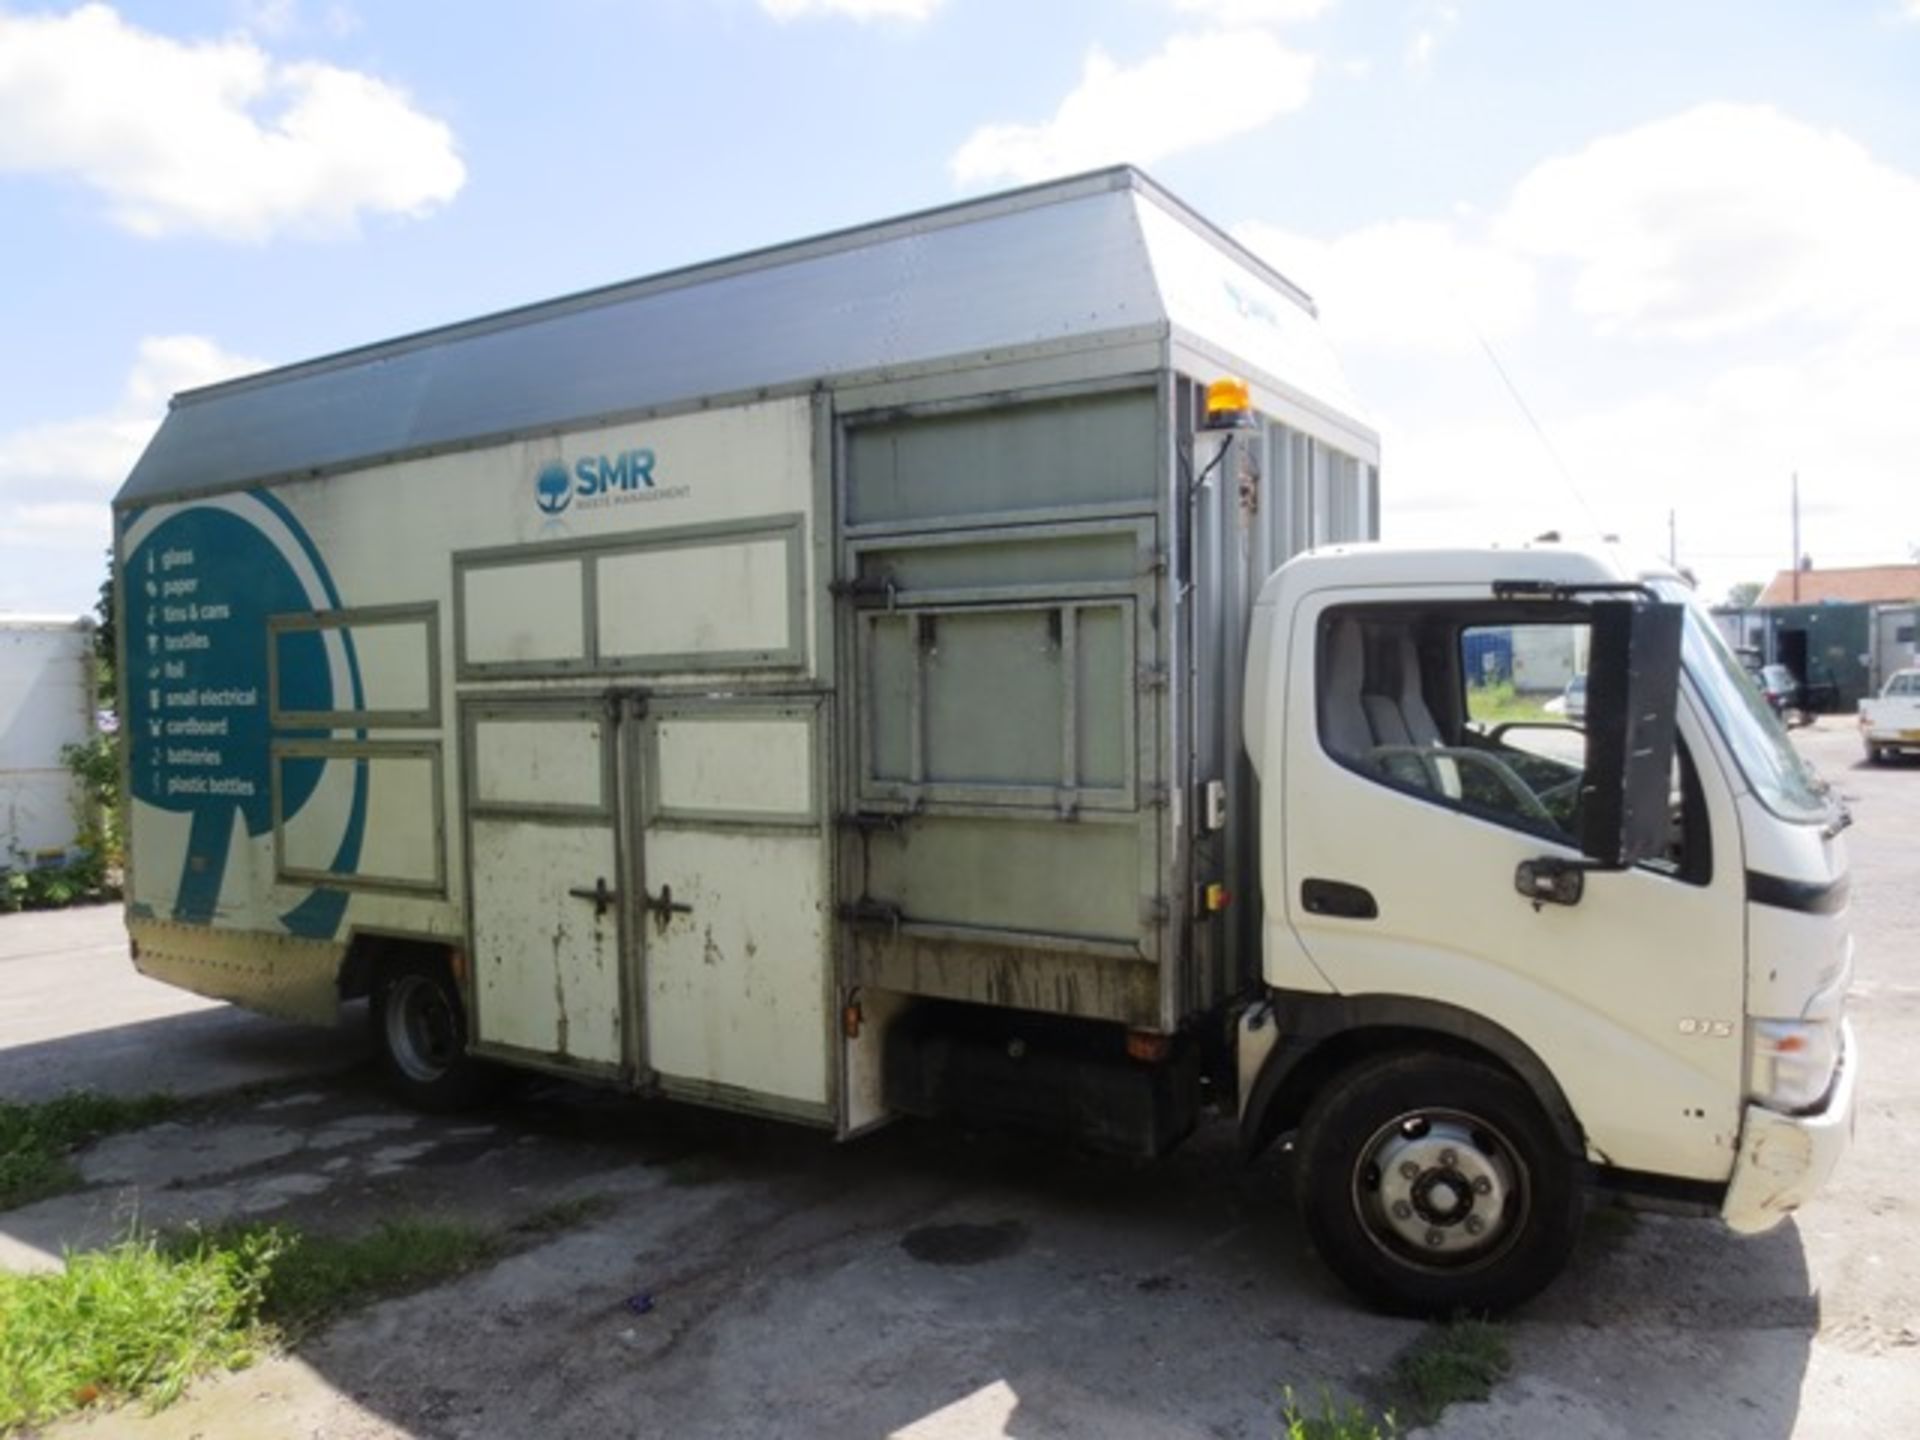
[
  {"x1": 1668, "y1": 509, "x2": 1677, "y2": 568},
  {"x1": 1791, "y1": 472, "x2": 1800, "y2": 604}
]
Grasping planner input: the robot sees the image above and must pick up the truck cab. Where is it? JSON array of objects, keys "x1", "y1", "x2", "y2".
[{"x1": 1235, "y1": 542, "x2": 1856, "y2": 1313}]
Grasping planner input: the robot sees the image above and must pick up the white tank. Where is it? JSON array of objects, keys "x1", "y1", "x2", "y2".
[{"x1": 0, "y1": 615, "x2": 96, "y2": 866}]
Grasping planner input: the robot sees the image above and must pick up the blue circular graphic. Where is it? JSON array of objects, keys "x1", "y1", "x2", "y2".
[{"x1": 535, "y1": 461, "x2": 572, "y2": 515}]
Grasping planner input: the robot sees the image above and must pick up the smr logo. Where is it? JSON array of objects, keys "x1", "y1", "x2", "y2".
[
  {"x1": 533, "y1": 449, "x2": 674, "y2": 517},
  {"x1": 534, "y1": 462, "x2": 571, "y2": 516}
]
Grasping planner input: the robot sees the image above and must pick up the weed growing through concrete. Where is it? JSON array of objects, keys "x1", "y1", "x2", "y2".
[
  {"x1": 0, "y1": 1091, "x2": 180, "y2": 1210},
  {"x1": 1279, "y1": 1386, "x2": 1400, "y2": 1439},
  {"x1": 171, "y1": 1217, "x2": 504, "y2": 1337},
  {"x1": 1278, "y1": 1318, "x2": 1511, "y2": 1436},
  {"x1": 1385, "y1": 1317, "x2": 1511, "y2": 1426}
]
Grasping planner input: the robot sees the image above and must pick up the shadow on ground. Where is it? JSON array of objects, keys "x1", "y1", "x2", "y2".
[{"x1": 3, "y1": 1017, "x2": 1821, "y2": 1440}]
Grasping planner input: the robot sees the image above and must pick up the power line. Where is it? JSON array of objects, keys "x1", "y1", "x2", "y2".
[{"x1": 1470, "y1": 326, "x2": 1605, "y2": 536}]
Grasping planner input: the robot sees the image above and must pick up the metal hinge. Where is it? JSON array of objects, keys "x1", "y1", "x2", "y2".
[
  {"x1": 840, "y1": 899, "x2": 906, "y2": 931},
  {"x1": 1136, "y1": 663, "x2": 1170, "y2": 692},
  {"x1": 837, "y1": 810, "x2": 916, "y2": 834},
  {"x1": 829, "y1": 574, "x2": 899, "y2": 608},
  {"x1": 1142, "y1": 895, "x2": 1171, "y2": 925},
  {"x1": 1143, "y1": 782, "x2": 1170, "y2": 810}
]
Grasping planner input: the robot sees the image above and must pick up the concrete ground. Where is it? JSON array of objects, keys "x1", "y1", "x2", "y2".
[
  {"x1": 1, "y1": 717, "x2": 1914, "y2": 1438},
  {"x1": 0, "y1": 903, "x2": 366, "y2": 1102}
]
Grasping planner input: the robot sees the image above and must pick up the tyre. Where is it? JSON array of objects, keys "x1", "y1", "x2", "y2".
[
  {"x1": 1865, "y1": 741, "x2": 1883, "y2": 765},
  {"x1": 1294, "y1": 1052, "x2": 1580, "y2": 1317},
  {"x1": 369, "y1": 956, "x2": 500, "y2": 1111}
]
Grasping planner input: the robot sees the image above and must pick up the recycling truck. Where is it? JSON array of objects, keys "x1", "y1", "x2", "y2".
[{"x1": 114, "y1": 168, "x2": 1855, "y2": 1314}]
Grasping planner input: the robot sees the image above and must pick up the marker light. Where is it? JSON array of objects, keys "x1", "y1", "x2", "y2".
[{"x1": 1201, "y1": 376, "x2": 1256, "y2": 431}]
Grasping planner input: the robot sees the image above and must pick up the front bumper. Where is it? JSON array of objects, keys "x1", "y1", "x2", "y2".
[{"x1": 1721, "y1": 1019, "x2": 1857, "y2": 1234}]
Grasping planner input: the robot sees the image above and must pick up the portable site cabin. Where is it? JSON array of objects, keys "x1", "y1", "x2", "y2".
[
  {"x1": 115, "y1": 167, "x2": 1378, "y2": 1140},
  {"x1": 0, "y1": 615, "x2": 95, "y2": 869}
]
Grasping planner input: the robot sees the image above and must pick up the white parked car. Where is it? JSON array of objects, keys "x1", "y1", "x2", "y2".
[{"x1": 1860, "y1": 668, "x2": 1920, "y2": 763}]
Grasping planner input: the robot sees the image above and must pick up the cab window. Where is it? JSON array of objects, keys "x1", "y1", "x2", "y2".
[{"x1": 1318, "y1": 606, "x2": 1708, "y2": 882}]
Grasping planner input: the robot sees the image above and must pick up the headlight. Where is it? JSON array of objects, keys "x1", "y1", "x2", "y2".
[{"x1": 1748, "y1": 1018, "x2": 1841, "y2": 1113}]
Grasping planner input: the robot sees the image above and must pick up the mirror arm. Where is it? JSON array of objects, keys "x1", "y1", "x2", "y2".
[{"x1": 1514, "y1": 855, "x2": 1630, "y2": 910}]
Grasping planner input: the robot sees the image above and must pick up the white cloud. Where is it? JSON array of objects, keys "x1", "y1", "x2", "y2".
[
  {"x1": 1406, "y1": 2, "x2": 1458, "y2": 74},
  {"x1": 1170, "y1": 0, "x2": 1333, "y2": 21},
  {"x1": 1238, "y1": 217, "x2": 1536, "y2": 354},
  {"x1": 0, "y1": 4, "x2": 464, "y2": 241},
  {"x1": 759, "y1": 0, "x2": 943, "y2": 19},
  {"x1": 0, "y1": 338, "x2": 265, "y2": 612},
  {"x1": 1237, "y1": 105, "x2": 1920, "y2": 594},
  {"x1": 951, "y1": 30, "x2": 1316, "y2": 186},
  {"x1": 1496, "y1": 103, "x2": 1920, "y2": 340}
]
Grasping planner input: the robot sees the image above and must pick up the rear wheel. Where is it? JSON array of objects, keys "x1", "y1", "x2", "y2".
[
  {"x1": 1865, "y1": 740, "x2": 1884, "y2": 764},
  {"x1": 1295, "y1": 1052, "x2": 1580, "y2": 1316},
  {"x1": 370, "y1": 956, "x2": 499, "y2": 1111}
]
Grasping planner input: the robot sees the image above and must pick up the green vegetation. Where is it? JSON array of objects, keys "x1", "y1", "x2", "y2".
[
  {"x1": 0, "y1": 1230, "x2": 278, "y2": 1431},
  {"x1": 0, "y1": 733, "x2": 123, "y2": 914},
  {"x1": 1385, "y1": 1318, "x2": 1512, "y2": 1427},
  {"x1": 180, "y1": 1218, "x2": 504, "y2": 1337},
  {"x1": 1464, "y1": 679, "x2": 1555, "y2": 727},
  {"x1": 1279, "y1": 1319, "x2": 1512, "y2": 1438},
  {"x1": 0, "y1": 1092, "x2": 181, "y2": 1211},
  {"x1": 1280, "y1": 1387, "x2": 1400, "y2": 1439},
  {"x1": 0, "y1": 1216, "x2": 509, "y2": 1433}
]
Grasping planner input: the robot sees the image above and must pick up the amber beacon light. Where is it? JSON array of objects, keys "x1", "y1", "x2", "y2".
[{"x1": 1201, "y1": 376, "x2": 1256, "y2": 431}]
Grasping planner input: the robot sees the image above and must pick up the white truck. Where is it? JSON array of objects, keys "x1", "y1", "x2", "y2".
[
  {"x1": 1, "y1": 615, "x2": 96, "y2": 869},
  {"x1": 1859, "y1": 668, "x2": 1920, "y2": 762},
  {"x1": 113, "y1": 168, "x2": 1855, "y2": 1315}
]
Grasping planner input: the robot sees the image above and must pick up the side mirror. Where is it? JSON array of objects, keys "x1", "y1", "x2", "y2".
[{"x1": 1579, "y1": 600, "x2": 1684, "y2": 868}]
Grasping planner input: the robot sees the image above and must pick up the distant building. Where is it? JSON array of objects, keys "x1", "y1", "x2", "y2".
[{"x1": 1756, "y1": 564, "x2": 1920, "y2": 607}]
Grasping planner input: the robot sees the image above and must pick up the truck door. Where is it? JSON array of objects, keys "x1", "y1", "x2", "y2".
[
  {"x1": 463, "y1": 697, "x2": 630, "y2": 1077},
  {"x1": 1276, "y1": 593, "x2": 1747, "y2": 1184},
  {"x1": 631, "y1": 697, "x2": 833, "y2": 1119}
]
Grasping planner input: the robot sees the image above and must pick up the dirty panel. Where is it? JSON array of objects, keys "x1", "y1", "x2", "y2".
[
  {"x1": 597, "y1": 537, "x2": 792, "y2": 663},
  {"x1": 470, "y1": 816, "x2": 622, "y2": 1066},
  {"x1": 653, "y1": 717, "x2": 813, "y2": 821},
  {"x1": 461, "y1": 559, "x2": 585, "y2": 668},
  {"x1": 643, "y1": 827, "x2": 829, "y2": 1105},
  {"x1": 863, "y1": 816, "x2": 1143, "y2": 945},
  {"x1": 922, "y1": 610, "x2": 1063, "y2": 787},
  {"x1": 472, "y1": 718, "x2": 605, "y2": 812},
  {"x1": 845, "y1": 389, "x2": 1158, "y2": 526}
]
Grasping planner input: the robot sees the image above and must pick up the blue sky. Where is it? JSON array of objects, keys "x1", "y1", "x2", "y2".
[{"x1": 5, "y1": 0, "x2": 1920, "y2": 614}]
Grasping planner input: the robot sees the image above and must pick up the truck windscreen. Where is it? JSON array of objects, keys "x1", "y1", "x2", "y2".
[{"x1": 1654, "y1": 580, "x2": 1827, "y2": 824}]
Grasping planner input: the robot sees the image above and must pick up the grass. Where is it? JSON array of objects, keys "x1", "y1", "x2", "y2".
[
  {"x1": 1464, "y1": 680, "x2": 1557, "y2": 727},
  {"x1": 0, "y1": 1205, "x2": 594, "y2": 1434},
  {"x1": 170, "y1": 1217, "x2": 504, "y2": 1337},
  {"x1": 1384, "y1": 1318, "x2": 1512, "y2": 1427},
  {"x1": 0, "y1": 1092, "x2": 181, "y2": 1211},
  {"x1": 1278, "y1": 1318, "x2": 1513, "y2": 1438},
  {"x1": 0, "y1": 1230, "x2": 278, "y2": 1432},
  {"x1": 1280, "y1": 1387, "x2": 1400, "y2": 1439}
]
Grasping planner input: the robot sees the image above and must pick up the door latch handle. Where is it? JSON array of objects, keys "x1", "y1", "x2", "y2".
[
  {"x1": 641, "y1": 883, "x2": 694, "y2": 934},
  {"x1": 567, "y1": 876, "x2": 617, "y2": 918},
  {"x1": 1300, "y1": 878, "x2": 1379, "y2": 920}
]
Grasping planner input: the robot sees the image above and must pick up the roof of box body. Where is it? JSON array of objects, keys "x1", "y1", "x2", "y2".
[{"x1": 118, "y1": 166, "x2": 1370, "y2": 507}]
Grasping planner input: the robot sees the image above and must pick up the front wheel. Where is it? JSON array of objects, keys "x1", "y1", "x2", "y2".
[
  {"x1": 370, "y1": 957, "x2": 500, "y2": 1111},
  {"x1": 1295, "y1": 1052, "x2": 1580, "y2": 1316}
]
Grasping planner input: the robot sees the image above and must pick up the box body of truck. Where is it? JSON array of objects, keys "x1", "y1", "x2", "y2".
[
  {"x1": 114, "y1": 168, "x2": 1377, "y2": 1138},
  {"x1": 1, "y1": 615, "x2": 96, "y2": 870}
]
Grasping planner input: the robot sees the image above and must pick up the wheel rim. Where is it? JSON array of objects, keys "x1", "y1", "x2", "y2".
[
  {"x1": 1351, "y1": 1108, "x2": 1530, "y2": 1273},
  {"x1": 384, "y1": 973, "x2": 460, "y2": 1084}
]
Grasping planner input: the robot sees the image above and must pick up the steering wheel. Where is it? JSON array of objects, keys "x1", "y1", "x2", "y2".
[{"x1": 1369, "y1": 745, "x2": 1556, "y2": 824}]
